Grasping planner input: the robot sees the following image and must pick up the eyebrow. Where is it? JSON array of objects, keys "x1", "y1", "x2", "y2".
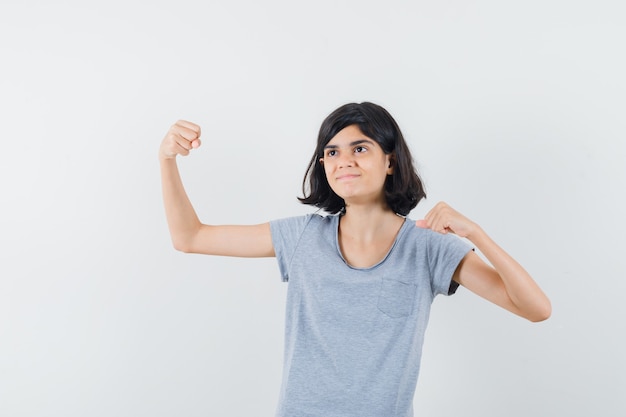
[{"x1": 324, "y1": 139, "x2": 375, "y2": 149}]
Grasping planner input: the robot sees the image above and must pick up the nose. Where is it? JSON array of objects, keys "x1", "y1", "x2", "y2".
[{"x1": 337, "y1": 152, "x2": 354, "y2": 168}]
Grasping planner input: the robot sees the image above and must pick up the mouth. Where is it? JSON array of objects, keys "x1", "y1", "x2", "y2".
[{"x1": 336, "y1": 174, "x2": 360, "y2": 181}]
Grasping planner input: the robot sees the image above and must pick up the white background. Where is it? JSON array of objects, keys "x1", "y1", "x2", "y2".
[{"x1": 1, "y1": 0, "x2": 625, "y2": 416}]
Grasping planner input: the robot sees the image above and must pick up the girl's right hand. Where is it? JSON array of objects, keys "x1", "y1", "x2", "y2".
[{"x1": 159, "y1": 120, "x2": 202, "y2": 161}]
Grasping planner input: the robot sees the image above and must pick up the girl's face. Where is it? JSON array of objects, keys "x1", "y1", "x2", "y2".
[{"x1": 320, "y1": 124, "x2": 393, "y2": 206}]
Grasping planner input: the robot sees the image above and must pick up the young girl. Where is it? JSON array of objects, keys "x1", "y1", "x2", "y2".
[{"x1": 159, "y1": 102, "x2": 551, "y2": 417}]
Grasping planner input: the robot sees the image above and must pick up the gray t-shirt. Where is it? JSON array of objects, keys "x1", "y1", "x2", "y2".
[{"x1": 270, "y1": 213, "x2": 472, "y2": 417}]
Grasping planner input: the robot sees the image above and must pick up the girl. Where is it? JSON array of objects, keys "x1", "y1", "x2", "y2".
[{"x1": 159, "y1": 102, "x2": 551, "y2": 417}]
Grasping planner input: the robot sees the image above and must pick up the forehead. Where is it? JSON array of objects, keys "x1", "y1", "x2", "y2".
[{"x1": 326, "y1": 124, "x2": 378, "y2": 147}]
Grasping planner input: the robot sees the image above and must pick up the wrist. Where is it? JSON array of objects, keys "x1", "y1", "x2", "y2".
[
  {"x1": 465, "y1": 222, "x2": 486, "y2": 243},
  {"x1": 158, "y1": 151, "x2": 177, "y2": 163}
]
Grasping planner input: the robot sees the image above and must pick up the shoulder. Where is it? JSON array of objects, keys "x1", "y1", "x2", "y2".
[
  {"x1": 270, "y1": 212, "x2": 338, "y2": 241},
  {"x1": 270, "y1": 212, "x2": 331, "y2": 229},
  {"x1": 270, "y1": 213, "x2": 337, "y2": 266},
  {"x1": 402, "y1": 217, "x2": 472, "y2": 252},
  {"x1": 401, "y1": 217, "x2": 434, "y2": 243}
]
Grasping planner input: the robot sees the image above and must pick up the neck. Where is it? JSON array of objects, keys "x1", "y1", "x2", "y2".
[{"x1": 340, "y1": 202, "x2": 403, "y2": 242}]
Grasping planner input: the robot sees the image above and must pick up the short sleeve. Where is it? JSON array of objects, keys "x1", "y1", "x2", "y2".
[
  {"x1": 270, "y1": 215, "x2": 314, "y2": 282},
  {"x1": 426, "y1": 231, "x2": 473, "y2": 296}
]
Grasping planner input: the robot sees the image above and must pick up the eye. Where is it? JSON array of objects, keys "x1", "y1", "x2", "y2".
[
  {"x1": 326, "y1": 149, "x2": 337, "y2": 157},
  {"x1": 354, "y1": 146, "x2": 367, "y2": 153}
]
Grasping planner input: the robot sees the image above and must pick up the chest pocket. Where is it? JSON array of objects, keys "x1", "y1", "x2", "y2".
[{"x1": 377, "y1": 279, "x2": 417, "y2": 318}]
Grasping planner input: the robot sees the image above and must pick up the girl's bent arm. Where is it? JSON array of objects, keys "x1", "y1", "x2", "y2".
[
  {"x1": 422, "y1": 202, "x2": 551, "y2": 322},
  {"x1": 159, "y1": 121, "x2": 274, "y2": 258},
  {"x1": 453, "y1": 232, "x2": 551, "y2": 322}
]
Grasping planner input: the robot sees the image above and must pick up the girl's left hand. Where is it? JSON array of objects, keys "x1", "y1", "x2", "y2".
[{"x1": 416, "y1": 202, "x2": 478, "y2": 239}]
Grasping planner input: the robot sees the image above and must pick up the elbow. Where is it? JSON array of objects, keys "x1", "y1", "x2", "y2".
[
  {"x1": 170, "y1": 226, "x2": 202, "y2": 253},
  {"x1": 528, "y1": 311, "x2": 551, "y2": 323},
  {"x1": 527, "y1": 300, "x2": 552, "y2": 323},
  {"x1": 171, "y1": 237, "x2": 195, "y2": 253},
  {"x1": 173, "y1": 243, "x2": 192, "y2": 253}
]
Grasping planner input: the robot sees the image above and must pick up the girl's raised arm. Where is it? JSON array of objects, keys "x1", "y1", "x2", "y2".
[{"x1": 159, "y1": 120, "x2": 274, "y2": 258}]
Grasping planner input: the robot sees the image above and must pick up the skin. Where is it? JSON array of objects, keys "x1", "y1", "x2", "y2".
[
  {"x1": 319, "y1": 125, "x2": 406, "y2": 270},
  {"x1": 159, "y1": 120, "x2": 551, "y2": 322}
]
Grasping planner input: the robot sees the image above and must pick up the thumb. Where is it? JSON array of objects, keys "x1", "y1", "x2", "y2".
[{"x1": 415, "y1": 219, "x2": 429, "y2": 229}]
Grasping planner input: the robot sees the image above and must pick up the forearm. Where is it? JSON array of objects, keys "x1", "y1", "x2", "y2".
[
  {"x1": 160, "y1": 157, "x2": 202, "y2": 251},
  {"x1": 468, "y1": 226, "x2": 552, "y2": 321}
]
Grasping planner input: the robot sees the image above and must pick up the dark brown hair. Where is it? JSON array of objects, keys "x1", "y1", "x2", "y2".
[{"x1": 298, "y1": 102, "x2": 426, "y2": 215}]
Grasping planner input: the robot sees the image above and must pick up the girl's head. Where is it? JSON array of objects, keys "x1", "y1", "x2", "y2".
[{"x1": 299, "y1": 102, "x2": 426, "y2": 215}]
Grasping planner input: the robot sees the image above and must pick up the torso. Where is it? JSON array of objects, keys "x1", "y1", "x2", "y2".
[{"x1": 270, "y1": 213, "x2": 471, "y2": 416}]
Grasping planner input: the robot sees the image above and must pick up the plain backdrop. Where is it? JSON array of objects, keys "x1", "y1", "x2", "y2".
[{"x1": 1, "y1": 0, "x2": 625, "y2": 416}]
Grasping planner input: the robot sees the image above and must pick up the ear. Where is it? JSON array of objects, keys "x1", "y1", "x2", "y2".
[
  {"x1": 319, "y1": 157, "x2": 324, "y2": 165},
  {"x1": 386, "y1": 154, "x2": 395, "y2": 175}
]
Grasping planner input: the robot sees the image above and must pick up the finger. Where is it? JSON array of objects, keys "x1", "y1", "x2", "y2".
[
  {"x1": 191, "y1": 138, "x2": 201, "y2": 149},
  {"x1": 415, "y1": 219, "x2": 429, "y2": 228},
  {"x1": 434, "y1": 201, "x2": 448, "y2": 211},
  {"x1": 168, "y1": 132, "x2": 191, "y2": 151},
  {"x1": 423, "y1": 207, "x2": 435, "y2": 226},
  {"x1": 161, "y1": 141, "x2": 189, "y2": 158},
  {"x1": 175, "y1": 120, "x2": 201, "y2": 136},
  {"x1": 424, "y1": 206, "x2": 440, "y2": 229},
  {"x1": 173, "y1": 125, "x2": 200, "y2": 141},
  {"x1": 174, "y1": 142, "x2": 190, "y2": 156},
  {"x1": 429, "y1": 210, "x2": 448, "y2": 234}
]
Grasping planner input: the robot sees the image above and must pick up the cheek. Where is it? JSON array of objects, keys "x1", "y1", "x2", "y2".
[{"x1": 321, "y1": 161, "x2": 333, "y2": 177}]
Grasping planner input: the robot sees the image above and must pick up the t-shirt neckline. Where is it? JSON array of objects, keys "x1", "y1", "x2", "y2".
[{"x1": 333, "y1": 214, "x2": 409, "y2": 271}]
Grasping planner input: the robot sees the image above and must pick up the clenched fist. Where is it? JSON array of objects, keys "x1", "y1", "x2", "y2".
[
  {"x1": 159, "y1": 120, "x2": 202, "y2": 161},
  {"x1": 416, "y1": 201, "x2": 479, "y2": 239}
]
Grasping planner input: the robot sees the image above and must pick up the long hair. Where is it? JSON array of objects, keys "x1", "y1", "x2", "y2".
[{"x1": 298, "y1": 102, "x2": 426, "y2": 216}]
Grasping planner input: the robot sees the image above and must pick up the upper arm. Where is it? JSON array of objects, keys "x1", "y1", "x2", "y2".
[
  {"x1": 452, "y1": 251, "x2": 523, "y2": 317},
  {"x1": 181, "y1": 222, "x2": 275, "y2": 257}
]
